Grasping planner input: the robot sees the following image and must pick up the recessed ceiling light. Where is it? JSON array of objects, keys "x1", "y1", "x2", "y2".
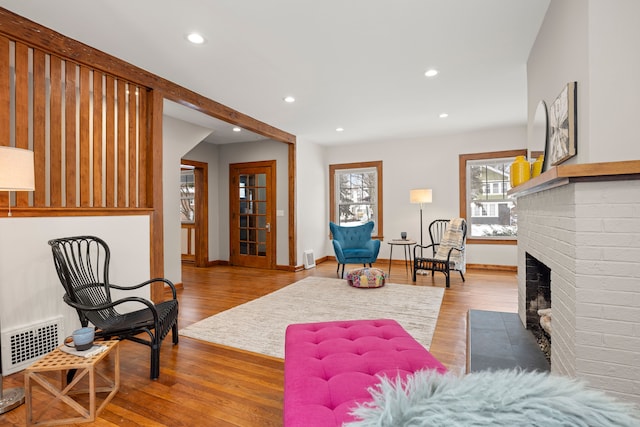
[
  {"x1": 439, "y1": 113, "x2": 449, "y2": 118},
  {"x1": 187, "y1": 32, "x2": 205, "y2": 44},
  {"x1": 283, "y1": 96, "x2": 296, "y2": 103},
  {"x1": 425, "y1": 69, "x2": 439, "y2": 77},
  {"x1": 233, "y1": 127, "x2": 241, "y2": 132},
  {"x1": 336, "y1": 127, "x2": 344, "y2": 132}
]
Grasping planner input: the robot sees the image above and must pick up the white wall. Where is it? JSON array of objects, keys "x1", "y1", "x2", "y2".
[
  {"x1": 296, "y1": 137, "x2": 328, "y2": 265},
  {"x1": 321, "y1": 125, "x2": 526, "y2": 267},
  {"x1": 183, "y1": 141, "x2": 221, "y2": 262},
  {"x1": 527, "y1": 0, "x2": 640, "y2": 163},
  {"x1": 587, "y1": 0, "x2": 640, "y2": 162},
  {"x1": 162, "y1": 115, "x2": 213, "y2": 284},
  {"x1": 218, "y1": 139, "x2": 290, "y2": 266},
  {"x1": 0, "y1": 216, "x2": 150, "y2": 348}
]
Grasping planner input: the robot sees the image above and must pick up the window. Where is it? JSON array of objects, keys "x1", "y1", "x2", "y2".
[
  {"x1": 329, "y1": 161, "x2": 383, "y2": 238},
  {"x1": 180, "y1": 167, "x2": 195, "y2": 222},
  {"x1": 459, "y1": 150, "x2": 526, "y2": 244}
]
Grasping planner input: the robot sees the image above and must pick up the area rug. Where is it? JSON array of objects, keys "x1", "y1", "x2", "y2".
[{"x1": 179, "y1": 276, "x2": 444, "y2": 358}]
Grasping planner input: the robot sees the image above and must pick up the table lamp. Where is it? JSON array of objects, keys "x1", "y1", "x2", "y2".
[{"x1": 0, "y1": 146, "x2": 35, "y2": 414}]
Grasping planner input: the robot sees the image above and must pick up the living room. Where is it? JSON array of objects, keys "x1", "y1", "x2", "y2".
[{"x1": 1, "y1": 1, "x2": 640, "y2": 425}]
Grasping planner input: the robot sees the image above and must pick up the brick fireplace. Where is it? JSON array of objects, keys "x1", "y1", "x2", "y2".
[{"x1": 514, "y1": 168, "x2": 640, "y2": 404}]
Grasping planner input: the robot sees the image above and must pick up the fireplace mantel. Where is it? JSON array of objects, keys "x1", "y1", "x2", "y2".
[{"x1": 508, "y1": 160, "x2": 640, "y2": 198}]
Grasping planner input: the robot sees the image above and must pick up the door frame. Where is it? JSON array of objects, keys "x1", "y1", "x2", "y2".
[
  {"x1": 229, "y1": 160, "x2": 276, "y2": 269},
  {"x1": 181, "y1": 159, "x2": 209, "y2": 267}
]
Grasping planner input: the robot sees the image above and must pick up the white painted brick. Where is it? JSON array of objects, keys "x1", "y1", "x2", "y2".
[
  {"x1": 579, "y1": 372, "x2": 638, "y2": 397},
  {"x1": 575, "y1": 345, "x2": 640, "y2": 366},
  {"x1": 602, "y1": 334, "x2": 640, "y2": 352},
  {"x1": 602, "y1": 247, "x2": 640, "y2": 264},
  {"x1": 518, "y1": 179, "x2": 640, "y2": 404},
  {"x1": 576, "y1": 317, "x2": 636, "y2": 336},
  {"x1": 603, "y1": 218, "x2": 640, "y2": 233},
  {"x1": 575, "y1": 330, "x2": 603, "y2": 346},
  {"x1": 577, "y1": 289, "x2": 639, "y2": 306},
  {"x1": 575, "y1": 246, "x2": 603, "y2": 260},
  {"x1": 576, "y1": 302, "x2": 604, "y2": 318},
  {"x1": 601, "y1": 305, "x2": 640, "y2": 323},
  {"x1": 577, "y1": 275, "x2": 638, "y2": 292},
  {"x1": 577, "y1": 358, "x2": 640, "y2": 380}
]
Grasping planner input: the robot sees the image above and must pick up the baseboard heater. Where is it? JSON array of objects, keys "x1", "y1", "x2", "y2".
[{"x1": 1, "y1": 316, "x2": 63, "y2": 375}]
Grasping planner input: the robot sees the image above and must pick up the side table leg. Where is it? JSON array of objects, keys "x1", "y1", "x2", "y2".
[{"x1": 388, "y1": 245, "x2": 393, "y2": 277}]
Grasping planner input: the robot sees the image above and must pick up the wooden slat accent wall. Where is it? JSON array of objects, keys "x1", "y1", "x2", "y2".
[{"x1": 0, "y1": 37, "x2": 151, "y2": 211}]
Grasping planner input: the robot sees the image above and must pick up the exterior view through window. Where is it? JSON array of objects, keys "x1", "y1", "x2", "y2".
[
  {"x1": 329, "y1": 161, "x2": 383, "y2": 238},
  {"x1": 464, "y1": 154, "x2": 521, "y2": 240}
]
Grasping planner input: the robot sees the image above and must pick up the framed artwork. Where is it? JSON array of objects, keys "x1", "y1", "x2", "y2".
[{"x1": 546, "y1": 82, "x2": 577, "y2": 166}]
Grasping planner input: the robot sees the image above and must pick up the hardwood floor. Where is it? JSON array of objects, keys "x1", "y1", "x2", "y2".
[{"x1": 1, "y1": 261, "x2": 517, "y2": 426}]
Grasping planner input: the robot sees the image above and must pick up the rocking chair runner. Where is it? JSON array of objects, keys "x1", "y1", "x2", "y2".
[
  {"x1": 48, "y1": 235, "x2": 179, "y2": 380},
  {"x1": 413, "y1": 218, "x2": 467, "y2": 288}
]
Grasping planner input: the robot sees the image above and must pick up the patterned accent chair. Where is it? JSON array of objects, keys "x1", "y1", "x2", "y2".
[
  {"x1": 330, "y1": 221, "x2": 381, "y2": 278},
  {"x1": 413, "y1": 218, "x2": 467, "y2": 287}
]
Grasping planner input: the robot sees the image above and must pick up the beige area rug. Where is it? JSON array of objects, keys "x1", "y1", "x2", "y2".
[{"x1": 179, "y1": 276, "x2": 445, "y2": 359}]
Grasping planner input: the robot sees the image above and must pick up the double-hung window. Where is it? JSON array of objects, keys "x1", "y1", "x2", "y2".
[
  {"x1": 459, "y1": 150, "x2": 526, "y2": 243},
  {"x1": 329, "y1": 161, "x2": 383, "y2": 238}
]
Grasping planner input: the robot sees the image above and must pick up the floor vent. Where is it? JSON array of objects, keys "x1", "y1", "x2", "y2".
[
  {"x1": 303, "y1": 250, "x2": 316, "y2": 269},
  {"x1": 1, "y1": 316, "x2": 63, "y2": 375}
]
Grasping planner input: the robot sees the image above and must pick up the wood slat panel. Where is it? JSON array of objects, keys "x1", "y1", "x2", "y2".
[
  {"x1": 117, "y1": 79, "x2": 126, "y2": 207},
  {"x1": 138, "y1": 89, "x2": 148, "y2": 207},
  {"x1": 64, "y1": 60, "x2": 77, "y2": 207},
  {"x1": 0, "y1": 36, "x2": 9, "y2": 208},
  {"x1": 14, "y1": 42, "x2": 29, "y2": 207},
  {"x1": 93, "y1": 71, "x2": 103, "y2": 207},
  {"x1": 128, "y1": 84, "x2": 137, "y2": 207},
  {"x1": 105, "y1": 75, "x2": 116, "y2": 207},
  {"x1": 49, "y1": 55, "x2": 63, "y2": 207},
  {"x1": 79, "y1": 66, "x2": 91, "y2": 206},
  {"x1": 32, "y1": 49, "x2": 46, "y2": 207}
]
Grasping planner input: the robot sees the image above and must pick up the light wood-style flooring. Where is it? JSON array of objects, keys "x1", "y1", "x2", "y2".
[{"x1": 1, "y1": 261, "x2": 517, "y2": 426}]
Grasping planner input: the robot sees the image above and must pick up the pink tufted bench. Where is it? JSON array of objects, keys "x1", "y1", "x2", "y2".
[{"x1": 283, "y1": 319, "x2": 447, "y2": 426}]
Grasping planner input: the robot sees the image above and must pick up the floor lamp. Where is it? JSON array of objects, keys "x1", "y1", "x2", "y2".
[
  {"x1": 0, "y1": 146, "x2": 35, "y2": 414},
  {"x1": 410, "y1": 188, "x2": 432, "y2": 274}
]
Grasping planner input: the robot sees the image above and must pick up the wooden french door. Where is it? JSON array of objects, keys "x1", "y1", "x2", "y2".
[{"x1": 229, "y1": 161, "x2": 276, "y2": 269}]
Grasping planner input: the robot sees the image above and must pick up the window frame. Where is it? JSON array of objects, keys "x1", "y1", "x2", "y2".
[
  {"x1": 459, "y1": 149, "x2": 526, "y2": 245},
  {"x1": 329, "y1": 160, "x2": 383, "y2": 240}
]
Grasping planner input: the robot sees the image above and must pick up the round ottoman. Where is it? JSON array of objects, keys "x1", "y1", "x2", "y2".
[{"x1": 346, "y1": 267, "x2": 387, "y2": 288}]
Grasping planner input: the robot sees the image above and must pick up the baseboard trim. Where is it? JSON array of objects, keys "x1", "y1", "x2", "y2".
[{"x1": 467, "y1": 263, "x2": 517, "y2": 272}]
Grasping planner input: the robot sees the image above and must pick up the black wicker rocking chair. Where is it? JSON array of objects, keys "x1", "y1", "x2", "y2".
[
  {"x1": 48, "y1": 235, "x2": 179, "y2": 380},
  {"x1": 412, "y1": 218, "x2": 467, "y2": 288}
]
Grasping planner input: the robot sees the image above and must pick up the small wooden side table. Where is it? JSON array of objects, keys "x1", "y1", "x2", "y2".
[{"x1": 24, "y1": 340, "x2": 120, "y2": 426}]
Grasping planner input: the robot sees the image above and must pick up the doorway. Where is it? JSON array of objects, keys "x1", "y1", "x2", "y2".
[
  {"x1": 229, "y1": 160, "x2": 276, "y2": 269},
  {"x1": 180, "y1": 160, "x2": 209, "y2": 267}
]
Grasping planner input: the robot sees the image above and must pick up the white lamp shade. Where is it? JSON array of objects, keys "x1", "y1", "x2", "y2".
[
  {"x1": 410, "y1": 188, "x2": 432, "y2": 204},
  {"x1": 0, "y1": 146, "x2": 35, "y2": 191}
]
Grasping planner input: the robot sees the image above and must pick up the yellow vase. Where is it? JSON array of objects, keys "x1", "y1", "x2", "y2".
[
  {"x1": 531, "y1": 155, "x2": 544, "y2": 178},
  {"x1": 510, "y1": 155, "x2": 530, "y2": 187}
]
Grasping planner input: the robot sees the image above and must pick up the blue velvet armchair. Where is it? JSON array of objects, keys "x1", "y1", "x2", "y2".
[{"x1": 329, "y1": 221, "x2": 381, "y2": 277}]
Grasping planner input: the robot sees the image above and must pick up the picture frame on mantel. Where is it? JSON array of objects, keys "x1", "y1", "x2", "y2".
[{"x1": 546, "y1": 81, "x2": 577, "y2": 167}]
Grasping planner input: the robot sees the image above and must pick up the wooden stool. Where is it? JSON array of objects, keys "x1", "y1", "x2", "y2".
[{"x1": 24, "y1": 340, "x2": 120, "y2": 426}]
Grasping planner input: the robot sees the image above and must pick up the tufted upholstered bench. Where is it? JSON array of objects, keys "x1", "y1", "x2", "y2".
[{"x1": 283, "y1": 318, "x2": 447, "y2": 426}]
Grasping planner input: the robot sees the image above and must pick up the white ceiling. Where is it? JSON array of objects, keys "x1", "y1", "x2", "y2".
[{"x1": 0, "y1": 0, "x2": 550, "y2": 146}]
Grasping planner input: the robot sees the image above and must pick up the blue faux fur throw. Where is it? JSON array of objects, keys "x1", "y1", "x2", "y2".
[{"x1": 346, "y1": 369, "x2": 640, "y2": 427}]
